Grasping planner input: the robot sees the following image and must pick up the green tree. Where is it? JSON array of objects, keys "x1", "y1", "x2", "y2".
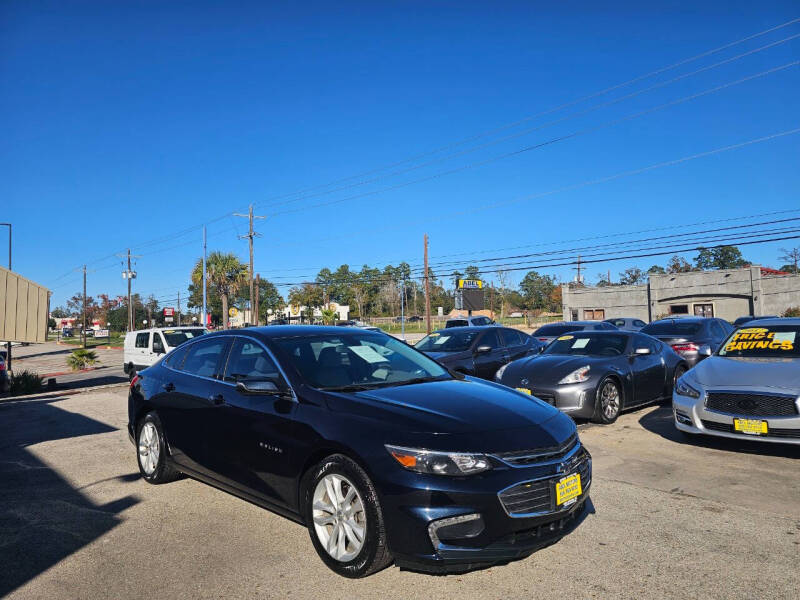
[
  {"x1": 595, "y1": 273, "x2": 612, "y2": 287},
  {"x1": 695, "y1": 245, "x2": 748, "y2": 270},
  {"x1": 519, "y1": 271, "x2": 557, "y2": 311},
  {"x1": 464, "y1": 266, "x2": 481, "y2": 280},
  {"x1": 191, "y1": 252, "x2": 248, "y2": 329},
  {"x1": 666, "y1": 255, "x2": 693, "y2": 273},
  {"x1": 287, "y1": 283, "x2": 324, "y2": 321},
  {"x1": 619, "y1": 267, "x2": 646, "y2": 285},
  {"x1": 779, "y1": 247, "x2": 800, "y2": 273},
  {"x1": 647, "y1": 265, "x2": 666, "y2": 274}
]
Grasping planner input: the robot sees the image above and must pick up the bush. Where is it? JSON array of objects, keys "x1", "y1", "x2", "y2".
[
  {"x1": 10, "y1": 370, "x2": 44, "y2": 396},
  {"x1": 783, "y1": 306, "x2": 800, "y2": 317},
  {"x1": 67, "y1": 349, "x2": 98, "y2": 371}
]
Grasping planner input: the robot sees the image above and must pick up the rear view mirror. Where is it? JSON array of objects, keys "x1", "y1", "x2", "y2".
[
  {"x1": 475, "y1": 345, "x2": 491, "y2": 354},
  {"x1": 236, "y1": 380, "x2": 280, "y2": 395},
  {"x1": 698, "y1": 344, "x2": 712, "y2": 357}
]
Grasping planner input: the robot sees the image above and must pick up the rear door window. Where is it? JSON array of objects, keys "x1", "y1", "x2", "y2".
[
  {"x1": 181, "y1": 338, "x2": 230, "y2": 379},
  {"x1": 223, "y1": 338, "x2": 283, "y2": 384},
  {"x1": 479, "y1": 329, "x2": 502, "y2": 349},
  {"x1": 135, "y1": 332, "x2": 150, "y2": 348},
  {"x1": 499, "y1": 328, "x2": 524, "y2": 347},
  {"x1": 446, "y1": 320, "x2": 468, "y2": 328}
]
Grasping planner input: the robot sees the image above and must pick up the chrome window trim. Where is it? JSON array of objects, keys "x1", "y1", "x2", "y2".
[{"x1": 161, "y1": 333, "x2": 298, "y2": 402}]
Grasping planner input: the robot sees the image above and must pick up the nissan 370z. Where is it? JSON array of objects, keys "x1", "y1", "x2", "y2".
[{"x1": 128, "y1": 326, "x2": 591, "y2": 577}]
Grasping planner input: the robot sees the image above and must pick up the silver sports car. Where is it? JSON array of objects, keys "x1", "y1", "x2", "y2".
[{"x1": 673, "y1": 318, "x2": 800, "y2": 445}]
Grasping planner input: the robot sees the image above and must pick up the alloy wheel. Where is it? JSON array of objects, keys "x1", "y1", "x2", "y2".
[
  {"x1": 138, "y1": 422, "x2": 160, "y2": 475},
  {"x1": 601, "y1": 381, "x2": 620, "y2": 420},
  {"x1": 312, "y1": 474, "x2": 367, "y2": 562}
]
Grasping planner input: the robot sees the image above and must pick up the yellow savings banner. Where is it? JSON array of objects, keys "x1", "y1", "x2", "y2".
[{"x1": 725, "y1": 328, "x2": 794, "y2": 352}]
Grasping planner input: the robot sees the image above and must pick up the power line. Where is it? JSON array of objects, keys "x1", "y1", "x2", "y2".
[
  {"x1": 248, "y1": 17, "x2": 800, "y2": 209},
  {"x1": 255, "y1": 34, "x2": 800, "y2": 213}
]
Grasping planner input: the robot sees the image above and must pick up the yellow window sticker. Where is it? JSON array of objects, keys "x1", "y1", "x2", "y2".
[{"x1": 557, "y1": 335, "x2": 574, "y2": 341}]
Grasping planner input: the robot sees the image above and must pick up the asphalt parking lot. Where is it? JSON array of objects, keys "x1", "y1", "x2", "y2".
[{"x1": 1, "y1": 388, "x2": 799, "y2": 600}]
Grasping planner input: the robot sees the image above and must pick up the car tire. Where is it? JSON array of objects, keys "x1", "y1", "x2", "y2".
[
  {"x1": 592, "y1": 377, "x2": 622, "y2": 424},
  {"x1": 136, "y1": 412, "x2": 179, "y2": 484},
  {"x1": 303, "y1": 454, "x2": 393, "y2": 578},
  {"x1": 127, "y1": 364, "x2": 136, "y2": 381},
  {"x1": 665, "y1": 364, "x2": 688, "y2": 404}
]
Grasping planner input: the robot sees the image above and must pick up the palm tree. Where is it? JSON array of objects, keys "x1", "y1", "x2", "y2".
[{"x1": 191, "y1": 252, "x2": 248, "y2": 329}]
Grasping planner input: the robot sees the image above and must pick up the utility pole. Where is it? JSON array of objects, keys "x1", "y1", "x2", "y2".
[
  {"x1": 424, "y1": 234, "x2": 431, "y2": 334},
  {"x1": 573, "y1": 254, "x2": 583, "y2": 284},
  {"x1": 177, "y1": 291, "x2": 181, "y2": 326},
  {"x1": 400, "y1": 279, "x2": 405, "y2": 340},
  {"x1": 234, "y1": 205, "x2": 266, "y2": 326},
  {"x1": 490, "y1": 282, "x2": 495, "y2": 321},
  {"x1": 82, "y1": 265, "x2": 87, "y2": 349},
  {"x1": 202, "y1": 227, "x2": 207, "y2": 329},
  {"x1": 118, "y1": 249, "x2": 140, "y2": 332},
  {"x1": 254, "y1": 274, "x2": 261, "y2": 326}
]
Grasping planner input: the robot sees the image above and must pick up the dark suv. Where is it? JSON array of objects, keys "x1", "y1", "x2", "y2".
[
  {"x1": 640, "y1": 317, "x2": 733, "y2": 367},
  {"x1": 129, "y1": 326, "x2": 590, "y2": 577}
]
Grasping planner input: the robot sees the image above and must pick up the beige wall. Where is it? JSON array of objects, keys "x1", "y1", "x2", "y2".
[{"x1": 0, "y1": 266, "x2": 50, "y2": 343}]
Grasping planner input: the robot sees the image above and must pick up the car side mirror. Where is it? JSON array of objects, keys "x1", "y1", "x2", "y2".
[
  {"x1": 633, "y1": 347, "x2": 651, "y2": 355},
  {"x1": 475, "y1": 345, "x2": 491, "y2": 354},
  {"x1": 698, "y1": 344, "x2": 712, "y2": 357},
  {"x1": 236, "y1": 380, "x2": 281, "y2": 395}
]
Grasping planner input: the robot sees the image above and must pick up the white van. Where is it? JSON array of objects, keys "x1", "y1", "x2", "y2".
[{"x1": 123, "y1": 327, "x2": 207, "y2": 377}]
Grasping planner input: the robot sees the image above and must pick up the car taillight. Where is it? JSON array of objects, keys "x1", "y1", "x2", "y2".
[
  {"x1": 130, "y1": 374, "x2": 140, "y2": 388},
  {"x1": 0, "y1": 362, "x2": 5, "y2": 371},
  {"x1": 671, "y1": 343, "x2": 699, "y2": 354}
]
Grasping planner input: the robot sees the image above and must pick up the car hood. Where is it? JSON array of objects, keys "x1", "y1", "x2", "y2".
[
  {"x1": 323, "y1": 378, "x2": 572, "y2": 446},
  {"x1": 503, "y1": 354, "x2": 610, "y2": 384},
  {"x1": 421, "y1": 350, "x2": 470, "y2": 363},
  {"x1": 689, "y1": 356, "x2": 800, "y2": 391}
]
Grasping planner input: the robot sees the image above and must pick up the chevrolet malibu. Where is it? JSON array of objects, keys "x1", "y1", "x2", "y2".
[
  {"x1": 673, "y1": 318, "x2": 800, "y2": 445},
  {"x1": 129, "y1": 326, "x2": 591, "y2": 577}
]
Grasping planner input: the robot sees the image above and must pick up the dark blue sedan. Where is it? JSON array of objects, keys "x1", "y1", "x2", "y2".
[{"x1": 128, "y1": 326, "x2": 591, "y2": 577}]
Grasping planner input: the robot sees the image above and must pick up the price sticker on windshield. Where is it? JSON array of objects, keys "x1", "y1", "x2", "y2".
[{"x1": 557, "y1": 335, "x2": 574, "y2": 341}]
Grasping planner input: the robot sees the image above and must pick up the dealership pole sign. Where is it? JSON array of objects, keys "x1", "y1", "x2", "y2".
[
  {"x1": 163, "y1": 307, "x2": 175, "y2": 323},
  {"x1": 456, "y1": 279, "x2": 485, "y2": 310}
]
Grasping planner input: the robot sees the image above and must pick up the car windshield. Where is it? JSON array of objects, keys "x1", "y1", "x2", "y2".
[
  {"x1": 273, "y1": 332, "x2": 450, "y2": 390},
  {"x1": 640, "y1": 321, "x2": 702, "y2": 336},
  {"x1": 718, "y1": 325, "x2": 800, "y2": 358},
  {"x1": 416, "y1": 330, "x2": 480, "y2": 352},
  {"x1": 534, "y1": 324, "x2": 584, "y2": 336},
  {"x1": 162, "y1": 328, "x2": 206, "y2": 347},
  {"x1": 543, "y1": 333, "x2": 629, "y2": 356}
]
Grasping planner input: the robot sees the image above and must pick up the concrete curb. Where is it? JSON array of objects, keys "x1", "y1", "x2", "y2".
[{"x1": 0, "y1": 381, "x2": 129, "y2": 404}]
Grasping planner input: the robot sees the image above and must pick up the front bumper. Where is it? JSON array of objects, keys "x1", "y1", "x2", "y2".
[
  {"x1": 672, "y1": 390, "x2": 800, "y2": 445},
  {"x1": 518, "y1": 382, "x2": 597, "y2": 419},
  {"x1": 376, "y1": 442, "x2": 593, "y2": 571}
]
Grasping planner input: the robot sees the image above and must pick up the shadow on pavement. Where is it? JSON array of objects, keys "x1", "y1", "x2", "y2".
[
  {"x1": 638, "y1": 405, "x2": 800, "y2": 459},
  {"x1": 0, "y1": 399, "x2": 139, "y2": 596}
]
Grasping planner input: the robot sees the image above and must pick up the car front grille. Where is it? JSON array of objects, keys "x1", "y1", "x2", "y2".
[
  {"x1": 493, "y1": 433, "x2": 577, "y2": 466},
  {"x1": 705, "y1": 392, "x2": 798, "y2": 417},
  {"x1": 498, "y1": 452, "x2": 591, "y2": 516},
  {"x1": 701, "y1": 420, "x2": 800, "y2": 439}
]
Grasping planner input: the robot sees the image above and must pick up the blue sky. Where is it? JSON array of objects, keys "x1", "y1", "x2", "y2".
[{"x1": 2, "y1": 1, "x2": 798, "y2": 308}]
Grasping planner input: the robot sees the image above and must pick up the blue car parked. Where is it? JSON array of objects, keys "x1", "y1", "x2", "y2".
[{"x1": 129, "y1": 326, "x2": 591, "y2": 577}]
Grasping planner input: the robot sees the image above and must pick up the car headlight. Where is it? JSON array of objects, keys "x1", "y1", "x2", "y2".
[
  {"x1": 385, "y1": 445, "x2": 491, "y2": 475},
  {"x1": 558, "y1": 365, "x2": 590, "y2": 384},
  {"x1": 675, "y1": 377, "x2": 701, "y2": 399},
  {"x1": 495, "y1": 363, "x2": 509, "y2": 381}
]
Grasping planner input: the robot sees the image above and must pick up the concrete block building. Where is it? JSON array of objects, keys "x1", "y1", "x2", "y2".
[{"x1": 561, "y1": 266, "x2": 800, "y2": 323}]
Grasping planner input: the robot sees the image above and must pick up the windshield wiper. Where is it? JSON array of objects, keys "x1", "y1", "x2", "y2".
[
  {"x1": 386, "y1": 375, "x2": 447, "y2": 387},
  {"x1": 318, "y1": 383, "x2": 381, "y2": 392}
]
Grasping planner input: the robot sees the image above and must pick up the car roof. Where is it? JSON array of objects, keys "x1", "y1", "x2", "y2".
[
  {"x1": 649, "y1": 317, "x2": 710, "y2": 324},
  {"x1": 201, "y1": 325, "x2": 384, "y2": 340},
  {"x1": 431, "y1": 325, "x2": 502, "y2": 333},
  {"x1": 746, "y1": 317, "x2": 797, "y2": 326}
]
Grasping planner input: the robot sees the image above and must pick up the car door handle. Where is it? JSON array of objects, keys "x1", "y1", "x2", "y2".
[
  {"x1": 163, "y1": 382, "x2": 175, "y2": 392},
  {"x1": 209, "y1": 393, "x2": 225, "y2": 405}
]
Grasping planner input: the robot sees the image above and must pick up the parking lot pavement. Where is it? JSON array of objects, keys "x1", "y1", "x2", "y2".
[{"x1": 2, "y1": 391, "x2": 799, "y2": 600}]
